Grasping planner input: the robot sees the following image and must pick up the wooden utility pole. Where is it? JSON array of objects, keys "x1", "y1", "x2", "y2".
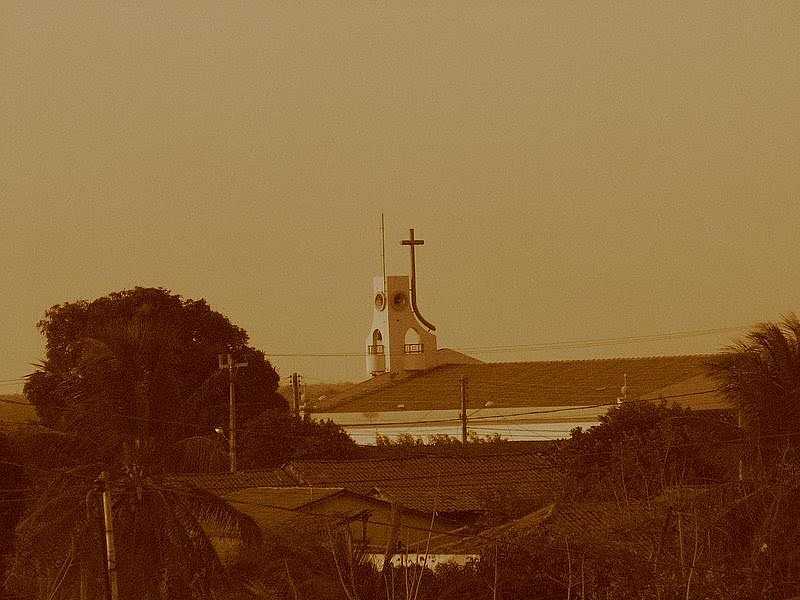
[
  {"x1": 460, "y1": 376, "x2": 468, "y2": 444},
  {"x1": 291, "y1": 372, "x2": 301, "y2": 414},
  {"x1": 99, "y1": 472, "x2": 119, "y2": 600},
  {"x1": 737, "y1": 408, "x2": 743, "y2": 482},
  {"x1": 219, "y1": 353, "x2": 247, "y2": 473}
]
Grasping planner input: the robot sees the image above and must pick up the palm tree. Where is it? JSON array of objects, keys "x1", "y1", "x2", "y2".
[
  {"x1": 709, "y1": 313, "x2": 800, "y2": 473},
  {"x1": 6, "y1": 443, "x2": 261, "y2": 600}
]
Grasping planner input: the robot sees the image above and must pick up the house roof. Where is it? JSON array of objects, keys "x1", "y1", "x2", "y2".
[
  {"x1": 456, "y1": 500, "x2": 664, "y2": 557},
  {"x1": 226, "y1": 486, "x2": 346, "y2": 511},
  {"x1": 223, "y1": 486, "x2": 348, "y2": 531},
  {"x1": 538, "y1": 501, "x2": 660, "y2": 544},
  {"x1": 283, "y1": 453, "x2": 562, "y2": 513},
  {"x1": 174, "y1": 452, "x2": 561, "y2": 516},
  {"x1": 168, "y1": 468, "x2": 298, "y2": 495},
  {"x1": 315, "y1": 355, "x2": 716, "y2": 413}
]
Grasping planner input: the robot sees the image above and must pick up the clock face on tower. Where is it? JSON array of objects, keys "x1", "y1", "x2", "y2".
[
  {"x1": 392, "y1": 292, "x2": 407, "y2": 309},
  {"x1": 374, "y1": 292, "x2": 386, "y2": 311}
]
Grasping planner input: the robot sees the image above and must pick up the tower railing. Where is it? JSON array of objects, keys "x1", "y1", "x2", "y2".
[
  {"x1": 404, "y1": 343, "x2": 424, "y2": 354},
  {"x1": 367, "y1": 344, "x2": 385, "y2": 355}
]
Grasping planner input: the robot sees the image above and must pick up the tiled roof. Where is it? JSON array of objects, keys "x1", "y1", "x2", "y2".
[
  {"x1": 223, "y1": 487, "x2": 354, "y2": 537},
  {"x1": 227, "y1": 486, "x2": 345, "y2": 510},
  {"x1": 168, "y1": 468, "x2": 298, "y2": 495},
  {"x1": 539, "y1": 501, "x2": 660, "y2": 544},
  {"x1": 283, "y1": 454, "x2": 562, "y2": 514},
  {"x1": 316, "y1": 355, "x2": 716, "y2": 413},
  {"x1": 467, "y1": 500, "x2": 663, "y2": 557}
]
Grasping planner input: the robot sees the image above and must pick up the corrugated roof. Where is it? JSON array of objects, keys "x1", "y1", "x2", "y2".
[{"x1": 316, "y1": 355, "x2": 716, "y2": 413}]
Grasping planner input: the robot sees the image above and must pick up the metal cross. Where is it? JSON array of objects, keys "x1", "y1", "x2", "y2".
[
  {"x1": 400, "y1": 228, "x2": 436, "y2": 331},
  {"x1": 401, "y1": 228, "x2": 424, "y2": 284}
]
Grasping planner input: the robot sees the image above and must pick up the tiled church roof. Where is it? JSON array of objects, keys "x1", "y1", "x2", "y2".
[{"x1": 316, "y1": 354, "x2": 718, "y2": 413}]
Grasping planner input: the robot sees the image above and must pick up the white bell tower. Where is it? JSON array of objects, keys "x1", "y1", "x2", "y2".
[{"x1": 365, "y1": 228, "x2": 438, "y2": 376}]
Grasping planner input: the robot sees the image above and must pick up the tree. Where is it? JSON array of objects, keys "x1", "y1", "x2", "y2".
[
  {"x1": 24, "y1": 287, "x2": 286, "y2": 450},
  {"x1": 709, "y1": 314, "x2": 800, "y2": 473},
  {"x1": 238, "y1": 410, "x2": 357, "y2": 470},
  {"x1": 564, "y1": 400, "x2": 737, "y2": 502},
  {"x1": 0, "y1": 432, "x2": 28, "y2": 585}
]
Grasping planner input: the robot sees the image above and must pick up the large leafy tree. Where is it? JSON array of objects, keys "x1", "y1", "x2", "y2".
[
  {"x1": 709, "y1": 313, "x2": 800, "y2": 473},
  {"x1": 24, "y1": 287, "x2": 286, "y2": 449},
  {"x1": 238, "y1": 410, "x2": 357, "y2": 470},
  {"x1": 564, "y1": 400, "x2": 738, "y2": 502}
]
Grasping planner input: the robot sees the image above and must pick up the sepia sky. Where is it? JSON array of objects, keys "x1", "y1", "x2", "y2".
[{"x1": 2, "y1": 2, "x2": 800, "y2": 390}]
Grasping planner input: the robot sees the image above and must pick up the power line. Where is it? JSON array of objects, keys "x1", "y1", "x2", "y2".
[
  {"x1": 310, "y1": 388, "x2": 726, "y2": 428},
  {"x1": 0, "y1": 387, "x2": 726, "y2": 436},
  {"x1": 262, "y1": 325, "x2": 748, "y2": 357}
]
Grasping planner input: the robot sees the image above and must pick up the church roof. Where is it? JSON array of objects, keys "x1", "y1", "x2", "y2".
[
  {"x1": 638, "y1": 372, "x2": 731, "y2": 410},
  {"x1": 315, "y1": 354, "x2": 717, "y2": 413}
]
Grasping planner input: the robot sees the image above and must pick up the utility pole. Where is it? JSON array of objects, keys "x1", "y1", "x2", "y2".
[
  {"x1": 737, "y1": 408, "x2": 744, "y2": 482},
  {"x1": 99, "y1": 472, "x2": 119, "y2": 600},
  {"x1": 219, "y1": 353, "x2": 248, "y2": 473},
  {"x1": 291, "y1": 372, "x2": 301, "y2": 414},
  {"x1": 460, "y1": 376, "x2": 468, "y2": 444}
]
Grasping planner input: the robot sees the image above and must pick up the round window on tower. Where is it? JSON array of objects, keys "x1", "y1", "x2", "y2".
[
  {"x1": 392, "y1": 292, "x2": 407, "y2": 309},
  {"x1": 374, "y1": 292, "x2": 386, "y2": 311}
]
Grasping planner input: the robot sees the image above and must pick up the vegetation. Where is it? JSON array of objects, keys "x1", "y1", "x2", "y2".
[
  {"x1": 24, "y1": 287, "x2": 286, "y2": 447},
  {"x1": 239, "y1": 410, "x2": 357, "y2": 469},
  {"x1": 1, "y1": 288, "x2": 357, "y2": 599},
  {"x1": 6, "y1": 310, "x2": 800, "y2": 598},
  {"x1": 375, "y1": 431, "x2": 507, "y2": 447},
  {"x1": 709, "y1": 313, "x2": 800, "y2": 475},
  {"x1": 564, "y1": 400, "x2": 738, "y2": 503},
  {"x1": 6, "y1": 444, "x2": 262, "y2": 599}
]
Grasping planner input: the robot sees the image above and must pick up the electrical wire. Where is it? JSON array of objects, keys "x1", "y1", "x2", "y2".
[
  {"x1": 0, "y1": 381, "x2": 727, "y2": 433},
  {"x1": 0, "y1": 428, "x2": 797, "y2": 504},
  {"x1": 262, "y1": 325, "x2": 748, "y2": 357}
]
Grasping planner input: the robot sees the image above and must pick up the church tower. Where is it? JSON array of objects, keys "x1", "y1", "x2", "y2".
[{"x1": 365, "y1": 229, "x2": 438, "y2": 376}]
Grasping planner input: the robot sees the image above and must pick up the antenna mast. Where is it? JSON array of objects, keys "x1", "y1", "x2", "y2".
[{"x1": 381, "y1": 213, "x2": 387, "y2": 295}]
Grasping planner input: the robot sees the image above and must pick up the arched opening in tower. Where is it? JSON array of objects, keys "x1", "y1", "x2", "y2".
[{"x1": 404, "y1": 328, "x2": 423, "y2": 354}]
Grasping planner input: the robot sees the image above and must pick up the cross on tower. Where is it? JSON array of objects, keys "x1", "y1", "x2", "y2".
[
  {"x1": 401, "y1": 228, "x2": 424, "y2": 285},
  {"x1": 400, "y1": 228, "x2": 436, "y2": 331}
]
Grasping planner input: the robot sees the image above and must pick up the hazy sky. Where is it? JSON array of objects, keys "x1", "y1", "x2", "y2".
[{"x1": 3, "y1": 2, "x2": 799, "y2": 390}]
